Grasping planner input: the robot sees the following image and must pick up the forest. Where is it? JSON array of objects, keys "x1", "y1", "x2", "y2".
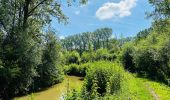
[{"x1": 0, "y1": 0, "x2": 170, "y2": 100}]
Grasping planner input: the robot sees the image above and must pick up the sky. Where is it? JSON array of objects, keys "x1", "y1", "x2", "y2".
[{"x1": 51, "y1": 0, "x2": 153, "y2": 38}]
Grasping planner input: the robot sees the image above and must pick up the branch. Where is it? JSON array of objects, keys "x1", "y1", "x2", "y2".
[{"x1": 28, "y1": 0, "x2": 47, "y2": 16}]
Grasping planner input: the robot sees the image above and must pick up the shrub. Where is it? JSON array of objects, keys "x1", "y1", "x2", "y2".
[
  {"x1": 81, "y1": 51, "x2": 95, "y2": 63},
  {"x1": 64, "y1": 64, "x2": 79, "y2": 76},
  {"x1": 65, "y1": 51, "x2": 80, "y2": 65},
  {"x1": 95, "y1": 49, "x2": 108, "y2": 60},
  {"x1": 133, "y1": 48, "x2": 156, "y2": 75},
  {"x1": 64, "y1": 89, "x2": 81, "y2": 100},
  {"x1": 64, "y1": 63, "x2": 90, "y2": 77},
  {"x1": 81, "y1": 49, "x2": 116, "y2": 63},
  {"x1": 133, "y1": 47, "x2": 170, "y2": 83},
  {"x1": 121, "y1": 33, "x2": 170, "y2": 84},
  {"x1": 93, "y1": 49, "x2": 116, "y2": 61},
  {"x1": 121, "y1": 43, "x2": 136, "y2": 72},
  {"x1": 157, "y1": 45, "x2": 170, "y2": 82},
  {"x1": 107, "y1": 54, "x2": 116, "y2": 61},
  {"x1": 82, "y1": 61, "x2": 128, "y2": 96}
]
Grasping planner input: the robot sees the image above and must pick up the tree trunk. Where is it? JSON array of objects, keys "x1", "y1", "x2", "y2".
[
  {"x1": 106, "y1": 38, "x2": 109, "y2": 49},
  {"x1": 23, "y1": 0, "x2": 31, "y2": 29}
]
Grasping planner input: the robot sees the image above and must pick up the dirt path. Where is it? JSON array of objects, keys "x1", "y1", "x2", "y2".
[{"x1": 145, "y1": 83, "x2": 160, "y2": 100}]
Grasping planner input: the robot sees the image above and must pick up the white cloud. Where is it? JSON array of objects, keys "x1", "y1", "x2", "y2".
[
  {"x1": 96, "y1": 0, "x2": 137, "y2": 20},
  {"x1": 75, "y1": 11, "x2": 80, "y2": 15}
]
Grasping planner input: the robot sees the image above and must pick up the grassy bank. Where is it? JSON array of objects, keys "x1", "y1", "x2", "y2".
[
  {"x1": 64, "y1": 61, "x2": 155, "y2": 100},
  {"x1": 137, "y1": 77, "x2": 170, "y2": 100}
]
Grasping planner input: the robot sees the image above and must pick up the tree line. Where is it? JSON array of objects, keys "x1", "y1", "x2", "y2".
[{"x1": 61, "y1": 28, "x2": 113, "y2": 53}]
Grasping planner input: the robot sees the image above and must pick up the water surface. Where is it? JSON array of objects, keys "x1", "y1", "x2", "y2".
[{"x1": 14, "y1": 76, "x2": 83, "y2": 100}]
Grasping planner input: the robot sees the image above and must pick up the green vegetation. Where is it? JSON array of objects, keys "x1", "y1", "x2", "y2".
[
  {"x1": 138, "y1": 77, "x2": 170, "y2": 100},
  {"x1": 64, "y1": 63, "x2": 88, "y2": 77},
  {"x1": 35, "y1": 31, "x2": 64, "y2": 88},
  {"x1": 61, "y1": 28, "x2": 113, "y2": 53},
  {"x1": 0, "y1": 0, "x2": 170, "y2": 100},
  {"x1": 63, "y1": 0, "x2": 170, "y2": 99},
  {"x1": 121, "y1": 23, "x2": 170, "y2": 83},
  {"x1": 65, "y1": 51, "x2": 81, "y2": 65},
  {"x1": 0, "y1": 0, "x2": 87, "y2": 99},
  {"x1": 65, "y1": 61, "x2": 154, "y2": 100}
]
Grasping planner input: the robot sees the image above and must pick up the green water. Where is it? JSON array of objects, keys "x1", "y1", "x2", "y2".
[{"x1": 14, "y1": 76, "x2": 83, "y2": 100}]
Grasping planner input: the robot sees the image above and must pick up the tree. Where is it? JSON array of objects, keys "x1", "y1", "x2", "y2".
[
  {"x1": 121, "y1": 43, "x2": 136, "y2": 72},
  {"x1": 61, "y1": 28, "x2": 113, "y2": 52},
  {"x1": 37, "y1": 30, "x2": 64, "y2": 87},
  {"x1": 136, "y1": 28, "x2": 152, "y2": 40},
  {"x1": 0, "y1": 0, "x2": 88, "y2": 33},
  {"x1": 99, "y1": 28, "x2": 112, "y2": 49},
  {"x1": 1, "y1": 29, "x2": 42, "y2": 98},
  {"x1": 148, "y1": 0, "x2": 170, "y2": 20},
  {"x1": 81, "y1": 32, "x2": 90, "y2": 51},
  {"x1": 147, "y1": 0, "x2": 170, "y2": 32},
  {"x1": 0, "y1": 0, "x2": 88, "y2": 99}
]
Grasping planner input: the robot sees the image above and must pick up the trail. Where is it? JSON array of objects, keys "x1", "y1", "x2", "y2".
[{"x1": 145, "y1": 83, "x2": 160, "y2": 100}]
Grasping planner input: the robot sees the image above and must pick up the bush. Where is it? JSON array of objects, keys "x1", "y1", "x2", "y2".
[
  {"x1": 65, "y1": 51, "x2": 80, "y2": 65},
  {"x1": 95, "y1": 49, "x2": 108, "y2": 60},
  {"x1": 107, "y1": 54, "x2": 116, "y2": 61},
  {"x1": 161, "y1": 40, "x2": 170, "y2": 69},
  {"x1": 133, "y1": 48, "x2": 157, "y2": 75},
  {"x1": 94, "y1": 49, "x2": 116, "y2": 61},
  {"x1": 133, "y1": 47, "x2": 170, "y2": 83},
  {"x1": 64, "y1": 89, "x2": 81, "y2": 100},
  {"x1": 120, "y1": 31, "x2": 170, "y2": 84},
  {"x1": 82, "y1": 61, "x2": 129, "y2": 96},
  {"x1": 81, "y1": 51, "x2": 95, "y2": 63},
  {"x1": 64, "y1": 63, "x2": 90, "y2": 77},
  {"x1": 64, "y1": 64, "x2": 79, "y2": 76},
  {"x1": 81, "y1": 49, "x2": 116, "y2": 63},
  {"x1": 121, "y1": 44, "x2": 136, "y2": 72}
]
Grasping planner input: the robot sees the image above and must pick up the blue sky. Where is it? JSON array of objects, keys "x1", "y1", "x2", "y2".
[{"x1": 51, "y1": 0, "x2": 153, "y2": 38}]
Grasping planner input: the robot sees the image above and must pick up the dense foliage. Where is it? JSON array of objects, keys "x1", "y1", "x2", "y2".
[
  {"x1": 0, "y1": 0, "x2": 170, "y2": 99},
  {"x1": 65, "y1": 51, "x2": 81, "y2": 65},
  {"x1": 121, "y1": 29, "x2": 170, "y2": 83},
  {"x1": 120, "y1": 0, "x2": 170, "y2": 84},
  {"x1": 61, "y1": 28, "x2": 114, "y2": 53},
  {"x1": 64, "y1": 63, "x2": 89, "y2": 77},
  {"x1": 35, "y1": 31, "x2": 64, "y2": 88},
  {"x1": 63, "y1": 48, "x2": 116, "y2": 66},
  {"x1": 0, "y1": 0, "x2": 87, "y2": 99}
]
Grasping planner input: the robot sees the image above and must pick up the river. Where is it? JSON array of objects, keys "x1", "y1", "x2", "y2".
[{"x1": 14, "y1": 76, "x2": 83, "y2": 100}]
